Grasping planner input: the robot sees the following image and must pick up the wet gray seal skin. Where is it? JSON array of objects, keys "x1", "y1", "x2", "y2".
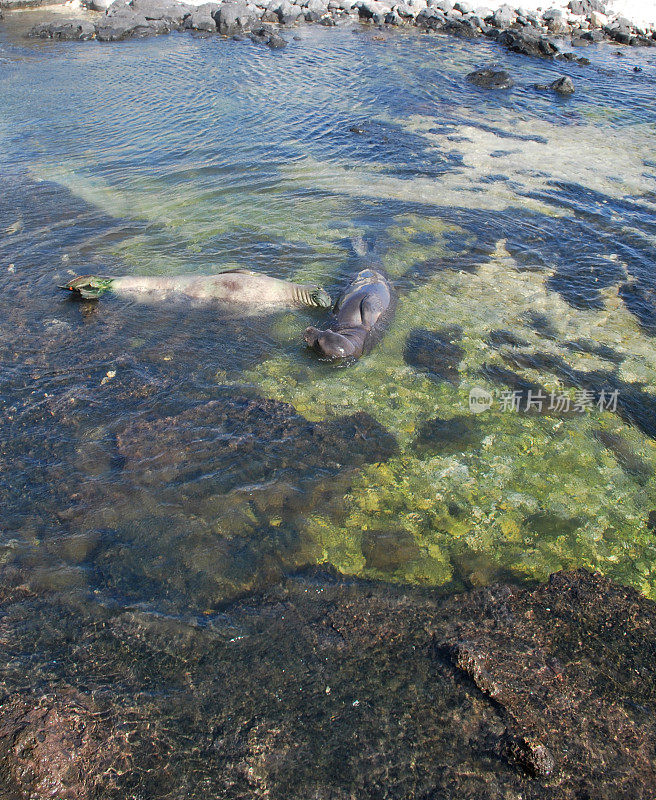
[
  {"x1": 304, "y1": 268, "x2": 393, "y2": 360},
  {"x1": 59, "y1": 269, "x2": 332, "y2": 310}
]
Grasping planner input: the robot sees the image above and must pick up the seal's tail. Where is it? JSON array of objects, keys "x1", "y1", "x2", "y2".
[
  {"x1": 350, "y1": 235, "x2": 372, "y2": 259},
  {"x1": 311, "y1": 287, "x2": 332, "y2": 308},
  {"x1": 58, "y1": 275, "x2": 114, "y2": 300}
]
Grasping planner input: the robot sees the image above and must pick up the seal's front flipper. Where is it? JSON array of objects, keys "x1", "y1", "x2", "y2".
[{"x1": 58, "y1": 275, "x2": 114, "y2": 300}]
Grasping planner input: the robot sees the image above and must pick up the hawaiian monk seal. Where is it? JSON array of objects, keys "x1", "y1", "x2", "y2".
[
  {"x1": 304, "y1": 268, "x2": 393, "y2": 360},
  {"x1": 59, "y1": 269, "x2": 331, "y2": 310}
]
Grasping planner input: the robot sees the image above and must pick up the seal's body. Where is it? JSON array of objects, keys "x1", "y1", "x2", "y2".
[
  {"x1": 304, "y1": 269, "x2": 392, "y2": 360},
  {"x1": 59, "y1": 270, "x2": 331, "y2": 310}
]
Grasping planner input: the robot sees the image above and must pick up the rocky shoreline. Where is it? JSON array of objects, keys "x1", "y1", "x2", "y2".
[
  {"x1": 1, "y1": 567, "x2": 655, "y2": 798},
  {"x1": 1, "y1": 0, "x2": 654, "y2": 53}
]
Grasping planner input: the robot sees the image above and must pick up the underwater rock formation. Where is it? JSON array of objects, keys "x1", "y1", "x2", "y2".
[
  {"x1": 404, "y1": 326, "x2": 464, "y2": 383},
  {"x1": 115, "y1": 396, "x2": 398, "y2": 492},
  {"x1": 466, "y1": 67, "x2": 514, "y2": 89}
]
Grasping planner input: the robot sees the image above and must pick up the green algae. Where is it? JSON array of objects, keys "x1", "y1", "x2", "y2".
[
  {"x1": 14, "y1": 34, "x2": 656, "y2": 607},
  {"x1": 240, "y1": 227, "x2": 656, "y2": 598}
]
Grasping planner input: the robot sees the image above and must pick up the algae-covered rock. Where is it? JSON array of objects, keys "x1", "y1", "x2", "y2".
[{"x1": 1, "y1": 569, "x2": 656, "y2": 799}]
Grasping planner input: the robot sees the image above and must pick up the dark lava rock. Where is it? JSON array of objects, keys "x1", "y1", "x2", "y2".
[
  {"x1": 275, "y1": 1, "x2": 303, "y2": 23},
  {"x1": 249, "y1": 23, "x2": 273, "y2": 42},
  {"x1": 216, "y1": 1, "x2": 258, "y2": 34},
  {"x1": 581, "y1": 27, "x2": 604, "y2": 41},
  {"x1": 442, "y1": 17, "x2": 480, "y2": 37},
  {"x1": 534, "y1": 75, "x2": 575, "y2": 94},
  {"x1": 436, "y1": 569, "x2": 656, "y2": 792},
  {"x1": 498, "y1": 28, "x2": 559, "y2": 58},
  {"x1": 551, "y1": 75, "x2": 575, "y2": 93},
  {"x1": 491, "y1": 4, "x2": 515, "y2": 27},
  {"x1": 2, "y1": 569, "x2": 656, "y2": 798},
  {"x1": 248, "y1": 24, "x2": 287, "y2": 47},
  {"x1": 404, "y1": 326, "x2": 464, "y2": 383},
  {"x1": 267, "y1": 31, "x2": 288, "y2": 47},
  {"x1": 429, "y1": 0, "x2": 453, "y2": 11},
  {"x1": 466, "y1": 67, "x2": 514, "y2": 89},
  {"x1": 96, "y1": 10, "x2": 166, "y2": 40},
  {"x1": 28, "y1": 18, "x2": 96, "y2": 39},
  {"x1": 415, "y1": 7, "x2": 447, "y2": 28}
]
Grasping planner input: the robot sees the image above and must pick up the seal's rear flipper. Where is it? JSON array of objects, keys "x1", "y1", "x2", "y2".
[
  {"x1": 350, "y1": 235, "x2": 375, "y2": 259},
  {"x1": 58, "y1": 275, "x2": 114, "y2": 300}
]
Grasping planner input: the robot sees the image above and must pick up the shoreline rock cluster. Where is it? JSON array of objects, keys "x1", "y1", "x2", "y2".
[{"x1": 15, "y1": 0, "x2": 656, "y2": 53}]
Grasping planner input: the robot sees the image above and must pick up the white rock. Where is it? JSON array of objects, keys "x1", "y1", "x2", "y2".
[{"x1": 589, "y1": 9, "x2": 607, "y2": 25}]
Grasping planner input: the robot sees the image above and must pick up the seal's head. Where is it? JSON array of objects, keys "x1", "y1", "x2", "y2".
[{"x1": 304, "y1": 327, "x2": 357, "y2": 359}]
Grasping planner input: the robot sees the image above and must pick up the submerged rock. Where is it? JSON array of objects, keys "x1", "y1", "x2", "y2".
[
  {"x1": 466, "y1": 67, "x2": 514, "y2": 89},
  {"x1": 592, "y1": 429, "x2": 652, "y2": 483},
  {"x1": 115, "y1": 396, "x2": 397, "y2": 494},
  {"x1": 361, "y1": 529, "x2": 421, "y2": 570},
  {"x1": 413, "y1": 413, "x2": 483, "y2": 455},
  {"x1": 1, "y1": 569, "x2": 656, "y2": 798},
  {"x1": 404, "y1": 326, "x2": 464, "y2": 382},
  {"x1": 534, "y1": 75, "x2": 575, "y2": 94},
  {"x1": 551, "y1": 75, "x2": 575, "y2": 93},
  {"x1": 0, "y1": 688, "x2": 136, "y2": 800}
]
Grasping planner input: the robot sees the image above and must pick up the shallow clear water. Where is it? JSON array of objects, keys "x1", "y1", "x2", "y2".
[{"x1": 1, "y1": 17, "x2": 656, "y2": 619}]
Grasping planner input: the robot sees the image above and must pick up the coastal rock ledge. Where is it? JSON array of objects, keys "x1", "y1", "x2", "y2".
[
  {"x1": 19, "y1": 0, "x2": 656, "y2": 52},
  {"x1": 1, "y1": 567, "x2": 655, "y2": 798}
]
